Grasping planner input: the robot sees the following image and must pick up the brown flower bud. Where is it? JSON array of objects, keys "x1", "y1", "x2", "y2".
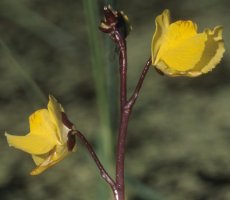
[{"x1": 99, "y1": 5, "x2": 132, "y2": 38}]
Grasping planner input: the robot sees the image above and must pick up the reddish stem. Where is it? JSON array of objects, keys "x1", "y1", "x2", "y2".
[
  {"x1": 115, "y1": 108, "x2": 130, "y2": 199},
  {"x1": 99, "y1": 6, "x2": 152, "y2": 199},
  {"x1": 75, "y1": 131, "x2": 118, "y2": 200},
  {"x1": 75, "y1": 54, "x2": 150, "y2": 199},
  {"x1": 113, "y1": 30, "x2": 127, "y2": 200},
  {"x1": 114, "y1": 28, "x2": 152, "y2": 199},
  {"x1": 114, "y1": 30, "x2": 127, "y2": 110},
  {"x1": 127, "y1": 57, "x2": 152, "y2": 109}
]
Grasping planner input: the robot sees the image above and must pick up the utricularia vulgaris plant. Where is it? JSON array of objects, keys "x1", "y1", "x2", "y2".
[{"x1": 5, "y1": 6, "x2": 225, "y2": 200}]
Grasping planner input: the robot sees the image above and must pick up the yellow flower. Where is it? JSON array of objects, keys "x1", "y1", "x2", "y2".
[
  {"x1": 151, "y1": 9, "x2": 225, "y2": 77},
  {"x1": 5, "y1": 95, "x2": 76, "y2": 175}
]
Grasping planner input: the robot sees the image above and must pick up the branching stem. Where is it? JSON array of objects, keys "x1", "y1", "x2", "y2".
[
  {"x1": 127, "y1": 58, "x2": 152, "y2": 109},
  {"x1": 114, "y1": 30, "x2": 152, "y2": 199},
  {"x1": 81, "y1": 5, "x2": 153, "y2": 199}
]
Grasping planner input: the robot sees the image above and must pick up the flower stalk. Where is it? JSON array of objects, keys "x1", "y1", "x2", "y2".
[
  {"x1": 100, "y1": 5, "x2": 151, "y2": 199},
  {"x1": 115, "y1": 56, "x2": 151, "y2": 200},
  {"x1": 75, "y1": 130, "x2": 119, "y2": 200}
]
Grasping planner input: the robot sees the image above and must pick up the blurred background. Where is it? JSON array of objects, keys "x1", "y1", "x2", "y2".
[{"x1": 0, "y1": 0, "x2": 229, "y2": 199}]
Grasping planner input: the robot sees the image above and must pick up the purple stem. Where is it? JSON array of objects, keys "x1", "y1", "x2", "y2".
[
  {"x1": 114, "y1": 30, "x2": 127, "y2": 110},
  {"x1": 113, "y1": 30, "x2": 128, "y2": 199},
  {"x1": 114, "y1": 29, "x2": 152, "y2": 199},
  {"x1": 76, "y1": 131, "x2": 118, "y2": 200},
  {"x1": 127, "y1": 57, "x2": 152, "y2": 109}
]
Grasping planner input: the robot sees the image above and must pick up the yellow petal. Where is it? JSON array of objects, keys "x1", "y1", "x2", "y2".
[
  {"x1": 29, "y1": 109, "x2": 57, "y2": 139},
  {"x1": 155, "y1": 20, "x2": 198, "y2": 68},
  {"x1": 158, "y1": 32, "x2": 206, "y2": 72},
  {"x1": 30, "y1": 145, "x2": 69, "y2": 175},
  {"x1": 32, "y1": 153, "x2": 49, "y2": 165},
  {"x1": 190, "y1": 26, "x2": 225, "y2": 74},
  {"x1": 151, "y1": 10, "x2": 225, "y2": 77},
  {"x1": 152, "y1": 9, "x2": 170, "y2": 62},
  {"x1": 48, "y1": 95, "x2": 65, "y2": 143},
  {"x1": 5, "y1": 132, "x2": 55, "y2": 155}
]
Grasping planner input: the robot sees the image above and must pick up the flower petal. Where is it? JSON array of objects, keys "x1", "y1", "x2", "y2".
[
  {"x1": 5, "y1": 133, "x2": 55, "y2": 155},
  {"x1": 190, "y1": 26, "x2": 225, "y2": 75},
  {"x1": 152, "y1": 9, "x2": 170, "y2": 63},
  {"x1": 30, "y1": 145, "x2": 69, "y2": 175},
  {"x1": 32, "y1": 153, "x2": 49, "y2": 165},
  {"x1": 48, "y1": 95, "x2": 65, "y2": 143},
  {"x1": 156, "y1": 32, "x2": 206, "y2": 72},
  {"x1": 29, "y1": 109, "x2": 57, "y2": 139}
]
